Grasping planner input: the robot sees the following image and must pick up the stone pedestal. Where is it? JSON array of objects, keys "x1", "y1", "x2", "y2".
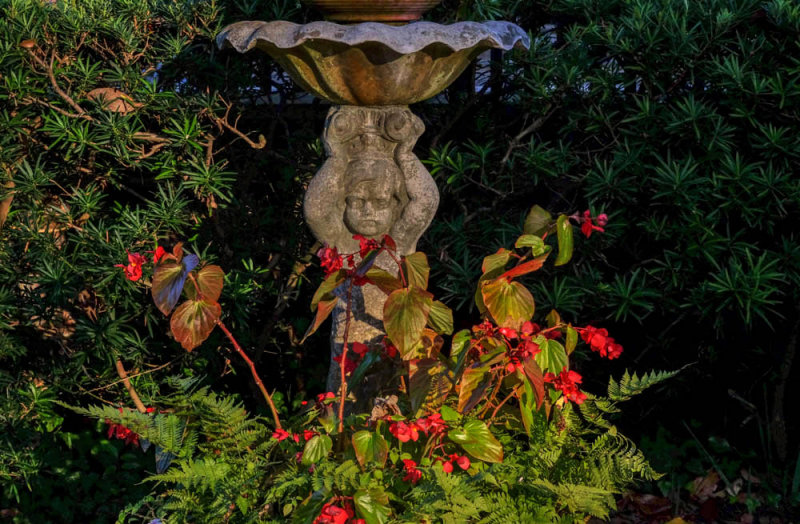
[{"x1": 303, "y1": 105, "x2": 439, "y2": 399}]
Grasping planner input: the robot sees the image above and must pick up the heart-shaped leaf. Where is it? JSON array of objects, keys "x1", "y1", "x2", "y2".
[
  {"x1": 535, "y1": 338, "x2": 569, "y2": 374},
  {"x1": 383, "y1": 286, "x2": 432, "y2": 359},
  {"x1": 352, "y1": 430, "x2": 388, "y2": 468},
  {"x1": 402, "y1": 252, "x2": 429, "y2": 290},
  {"x1": 457, "y1": 362, "x2": 492, "y2": 414},
  {"x1": 481, "y1": 278, "x2": 534, "y2": 331},
  {"x1": 302, "y1": 434, "x2": 332, "y2": 465},
  {"x1": 354, "y1": 488, "x2": 391, "y2": 524},
  {"x1": 448, "y1": 419, "x2": 503, "y2": 463},
  {"x1": 170, "y1": 298, "x2": 221, "y2": 351},
  {"x1": 365, "y1": 268, "x2": 402, "y2": 295},
  {"x1": 524, "y1": 205, "x2": 552, "y2": 237},
  {"x1": 475, "y1": 249, "x2": 513, "y2": 314},
  {"x1": 152, "y1": 254, "x2": 199, "y2": 316},
  {"x1": 409, "y1": 358, "x2": 453, "y2": 417},
  {"x1": 554, "y1": 214, "x2": 574, "y2": 266},
  {"x1": 450, "y1": 329, "x2": 472, "y2": 373},
  {"x1": 184, "y1": 264, "x2": 224, "y2": 302},
  {"x1": 428, "y1": 300, "x2": 453, "y2": 335},
  {"x1": 311, "y1": 269, "x2": 346, "y2": 311}
]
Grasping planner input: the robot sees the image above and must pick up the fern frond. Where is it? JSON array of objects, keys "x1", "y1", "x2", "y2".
[
  {"x1": 531, "y1": 479, "x2": 616, "y2": 520},
  {"x1": 607, "y1": 369, "x2": 678, "y2": 402}
]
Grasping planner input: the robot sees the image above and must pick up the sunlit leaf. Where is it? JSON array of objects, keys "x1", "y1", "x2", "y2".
[
  {"x1": 565, "y1": 325, "x2": 578, "y2": 354},
  {"x1": 169, "y1": 298, "x2": 221, "y2": 351},
  {"x1": 428, "y1": 300, "x2": 454, "y2": 335},
  {"x1": 352, "y1": 430, "x2": 389, "y2": 469},
  {"x1": 554, "y1": 214, "x2": 574, "y2": 266},
  {"x1": 383, "y1": 286, "x2": 432, "y2": 359},
  {"x1": 499, "y1": 253, "x2": 549, "y2": 280},
  {"x1": 302, "y1": 434, "x2": 332, "y2": 465},
  {"x1": 523, "y1": 358, "x2": 545, "y2": 408},
  {"x1": 535, "y1": 338, "x2": 569, "y2": 374},
  {"x1": 365, "y1": 268, "x2": 402, "y2": 295},
  {"x1": 457, "y1": 361, "x2": 492, "y2": 414},
  {"x1": 448, "y1": 419, "x2": 503, "y2": 463},
  {"x1": 481, "y1": 278, "x2": 535, "y2": 330},
  {"x1": 184, "y1": 264, "x2": 224, "y2": 302},
  {"x1": 354, "y1": 488, "x2": 391, "y2": 524},
  {"x1": 301, "y1": 297, "x2": 337, "y2": 344},
  {"x1": 311, "y1": 269, "x2": 346, "y2": 311},
  {"x1": 402, "y1": 252, "x2": 429, "y2": 290}
]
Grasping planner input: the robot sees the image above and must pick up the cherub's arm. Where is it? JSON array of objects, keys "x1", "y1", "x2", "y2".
[
  {"x1": 391, "y1": 148, "x2": 439, "y2": 256},
  {"x1": 304, "y1": 156, "x2": 349, "y2": 250}
]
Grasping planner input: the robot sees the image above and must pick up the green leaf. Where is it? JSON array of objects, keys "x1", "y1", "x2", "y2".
[
  {"x1": 535, "y1": 338, "x2": 569, "y2": 374},
  {"x1": 481, "y1": 278, "x2": 535, "y2": 330},
  {"x1": 524, "y1": 205, "x2": 552, "y2": 237},
  {"x1": 366, "y1": 268, "x2": 402, "y2": 295},
  {"x1": 352, "y1": 430, "x2": 388, "y2": 469},
  {"x1": 475, "y1": 249, "x2": 513, "y2": 314},
  {"x1": 554, "y1": 215, "x2": 574, "y2": 266},
  {"x1": 169, "y1": 298, "x2": 221, "y2": 351},
  {"x1": 565, "y1": 325, "x2": 578, "y2": 354},
  {"x1": 520, "y1": 377, "x2": 535, "y2": 436},
  {"x1": 514, "y1": 234, "x2": 547, "y2": 258},
  {"x1": 440, "y1": 405, "x2": 462, "y2": 423},
  {"x1": 523, "y1": 358, "x2": 545, "y2": 408},
  {"x1": 448, "y1": 419, "x2": 503, "y2": 463},
  {"x1": 354, "y1": 488, "x2": 391, "y2": 524},
  {"x1": 409, "y1": 358, "x2": 453, "y2": 417},
  {"x1": 402, "y1": 252, "x2": 430, "y2": 290},
  {"x1": 457, "y1": 362, "x2": 492, "y2": 414},
  {"x1": 184, "y1": 264, "x2": 224, "y2": 302},
  {"x1": 428, "y1": 300, "x2": 454, "y2": 335},
  {"x1": 383, "y1": 286, "x2": 433, "y2": 359},
  {"x1": 545, "y1": 309, "x2": 561, "y2": 328},
  {"x1": 450, "y1": 329, "x2": 472, "y2": 375},
  {"x1": 347, "y1": 350, "x2": 381, "y2": 392},
  {"x1": 302, "y1": 434, "x2": 332, "y2": 465}
]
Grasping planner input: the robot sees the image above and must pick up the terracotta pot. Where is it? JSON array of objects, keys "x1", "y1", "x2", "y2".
[{"x1": 306, "y1": 0, "x2": 442, "y2": 23}]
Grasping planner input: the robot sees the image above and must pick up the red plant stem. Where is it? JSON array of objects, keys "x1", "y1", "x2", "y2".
[
  {"x1": 114, "y1": 359, "x2": 147, "y2": 414},
  {"x1": 479, "y1": 375, "x2": 504, "y2": 419},
  {"x1": 488, "y1": 385, "x2": 521, "y2": 425},
  {"x1": 216, "y1": 320, "x2": 282, "y2": 430},
  {"x1": 384, "y1": 249, "x2": 407, "y2": 288},
  {"x1": 338, "y1": 282, "x2": 354, "y2": 433}
]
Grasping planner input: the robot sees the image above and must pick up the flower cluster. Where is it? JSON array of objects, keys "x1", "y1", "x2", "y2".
[
  {"x1": 498, "y1": 321, "x2": 542, "y2": 373},
  {"x1": 115, "y1": 251, "x2": 147, "y2": 281},
  {"x1": 317, "y1": 245, "x2": 343, "y2": 277},
  {"x1": 401, "y1": 459, "x2": 422, "y2": 484},
  {"x1": 388, "y1": 413, "x2": 448, "y2": 443},
  {"x1": 314, "y1": 500, "x2": 364, "y2": 524},
  {"x1": 578, "y1": 326, "x2": 623, "y2": 359},
  {"x1": 437, "y1": 453, "x2": 471, "y2": 474},
  {"x1": 544, "y1": 368, "x2": 587, "y2": 404},
  {"x1": 105, "y1": 406, "x2": 154, "y2": 446},
  {"x1": 315, "y1": 234, "x2": 396, "y2": 280},
  {"x1": 578, "y1": 210, "x2": 608, "y2": 238},
  {"x1": 333, "y1": 342, "x2": 369, "y2": 375},
  {"x1": 271, "y1": 428, "x2": 318, "y2": 443}
]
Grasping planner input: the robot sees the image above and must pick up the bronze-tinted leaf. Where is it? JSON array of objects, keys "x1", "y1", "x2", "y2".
[
  {"x1": 481, "y1": 278, "x2": 534, "y2": 331},
  {"x1": 383, "y1": 286, "x2": 432, "y2": 359},
  {"x1": 409, "y1": 358, "x2": 453, "y2": 417},
  {"x1": 170, "y1": 299, "x2": 221, "y2": 351},
  {"x1": 402, "y1": 252, "x2": 429, "y2": 290},
  {"x1": 184, "y1": 264, "x2": 224, "y2": 302}
]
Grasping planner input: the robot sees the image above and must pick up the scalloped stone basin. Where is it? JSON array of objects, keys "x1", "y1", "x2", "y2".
[
  {"x1": 306, "y1": 0, "x2": 442, "y2": 22},
  {"x1": 216, "y1": 20, "x2": 530, "y2": 106}
]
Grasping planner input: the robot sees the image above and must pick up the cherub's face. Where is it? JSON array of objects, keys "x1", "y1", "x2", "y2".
[{"x1": 344, "y1": 178, "x2": 398, "y2": 238}]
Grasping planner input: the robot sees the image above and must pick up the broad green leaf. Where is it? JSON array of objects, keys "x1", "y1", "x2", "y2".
[
  {"x1": 428, "y1": 300, "x2": 454, "y2": 335},
  {"x1": 301, "y1": 297, "x2": 337, "y2": 344},
  {"x1": 354, "y1": 488, "x2": 391, "y2": 524},
  {"x1": 311, "y1": 269, "x2": 346, "y2": 311},
  {"x1": 475, "y1": 249, "x2": 513, "y2": 314},
  {"x1": 523, "y1": 358, "x2": 545, "y2": 408},
  {"x1": 535, "y1": 338, "x2": 569, "y2": 374},
  {"x1": 302, "y1": 434, "x2": 332, "y2": 465},
  {"x1": 520, "y1": 377, "x2": 535, "y2": 436},
  {"x1": 409, "y1": 358, "x2": 453, "y2": 417},
  {"x1": 352, "y1": 430, "x2": 388, "y2": 468},
  {"x1": 440, "y1": 405, "x2": 462, "y2": 423},
  {"x1": 169, "y1": 298, "x2": 221, "y2": 351},
  {"x1": 292, "y1": 488, "x2": 329, "y2": 524},
  {"x1": 184, "y1": 264, "x2": 224, "y2": 302},
  {"x1": 383, "y1": 286, "x2": 433, "y2": 359},
  {"x1": 457, "y1": 362, "x2": 491, "y2": 414},
  {"x1": 481, "y1": 278, "x2": 534, "y2": 331},
  {"x1": 514, "y1": 234, "x2": 547, "y2": 257},
  {"x1": 402, "y1": 252, "x2": 429, "y2": 290},
  {"x1": 152, "y1": 254, "x2": 199, "y2": 316},
  {"x1": 447, "y1": 419, "x2": 503, "y2": 463},
  {"x1": 565, "y1": 325, "x2": 578, "y2": 354},
  {"x1": 524, "y1": 205, "x2": 552, "y2": 237},
  {"x1": 554, "y1": 214, "x2": 574, "y2": 266},
  {"x1": 366, "y1": 268, "x2": 402, "y2": 295}
]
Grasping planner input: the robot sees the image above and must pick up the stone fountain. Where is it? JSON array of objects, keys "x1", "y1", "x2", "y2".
[{"x1": 217, "y1": 2, "x2": 529, "y2": 400}]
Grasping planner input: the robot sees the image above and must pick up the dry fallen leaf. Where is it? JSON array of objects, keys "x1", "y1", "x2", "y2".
[{"x1": 87, "y1": 87, "x2": 142, "y2": 114}]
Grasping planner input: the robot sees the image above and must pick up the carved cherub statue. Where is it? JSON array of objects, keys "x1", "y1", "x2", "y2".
[{"x1": 304, "y1": 106, "x2": 439, "y2": 256}]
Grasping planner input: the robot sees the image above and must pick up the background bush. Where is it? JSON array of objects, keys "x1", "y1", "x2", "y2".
[{"x1": 1, "y1": 0, "x2": 798, "y2": 520}]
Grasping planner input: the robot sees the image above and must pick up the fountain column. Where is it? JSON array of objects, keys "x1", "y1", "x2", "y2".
[{"x1": 217, "y1": 17, "x2": 529, "y2": 401}]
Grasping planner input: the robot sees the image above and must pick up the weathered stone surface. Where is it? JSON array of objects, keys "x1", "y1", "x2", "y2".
[{"x1": 216, "y1": 21, "x2": 530, "y2": 105}]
